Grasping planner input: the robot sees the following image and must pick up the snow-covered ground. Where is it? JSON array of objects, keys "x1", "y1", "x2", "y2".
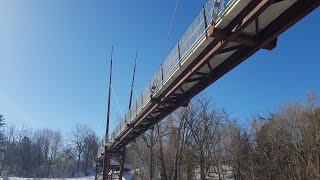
[
  {"x1": 0, "y1": 175, "x2": 132, "y2": 180},
  {"x1": 192, "y1": 165, "x2": 234, "y2": 180},
  {"x1": 0, "y1": 177, "x2": 95, "y2": 180},
  {"x1": 1, "y1": 167, "x2": 233, "y2": 180}
]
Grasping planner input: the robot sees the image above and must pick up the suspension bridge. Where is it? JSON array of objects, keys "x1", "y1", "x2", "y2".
[{"x1": 95, "y1": 0, "x2": 320, "y2": 179}]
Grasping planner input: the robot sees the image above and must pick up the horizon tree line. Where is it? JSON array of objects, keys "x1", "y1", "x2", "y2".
[
  {"x1": 0, "y1": 119, "x2": 99, "y2": 178},
  {"x1": 1, "y1": 91, "x2": 320, "y2": 179}
]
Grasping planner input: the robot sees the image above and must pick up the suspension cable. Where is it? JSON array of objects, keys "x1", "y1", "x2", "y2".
[
  {"x1": 159, "y1": 0, "x2": 180, "y2": 66},
  {"x1": 111, "y1": 85, "x2": 124, "y2": 118}
]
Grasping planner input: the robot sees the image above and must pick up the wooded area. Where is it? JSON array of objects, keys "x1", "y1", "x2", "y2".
[
  {"x1": 0, "y1": 120, "x2": 99, "y2": 178},
  {"x1": 127, "y1": 92, "x2": 320, "y2": 180},
  {"x1": 1, "y1": 92, "x2": 319, "y2": 179}
]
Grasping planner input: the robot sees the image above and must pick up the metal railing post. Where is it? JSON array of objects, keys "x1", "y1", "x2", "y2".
[
  {"x1": 161, "y1": 65, "x2": 164, "y2": 86},
  {"x1": 203, "y1": 5, "x2": 209, "y2": 40},
  {"x1": 178, "y1": 42, "x2": 182, "y2": 67},
  {"x1": 203, "y1": 6, "x2": 208, "y2": 29}
]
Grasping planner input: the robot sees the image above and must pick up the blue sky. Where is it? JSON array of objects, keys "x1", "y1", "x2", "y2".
[{"x1": 0, "y1": 0, "x2": 319, "y2": 138}]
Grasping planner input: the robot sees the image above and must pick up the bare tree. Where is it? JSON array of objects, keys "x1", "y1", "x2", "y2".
[
  {"x1": 69, "y1": 123, "x2": 93, "y2": 175},
  {"x1": 128, "y1": 128, "x2": 157, "y2": 180},
  {"x1": 186, "y1": 97, "x2": 224, "y2": 180},
  {"x1": 82, "y1": 132, "x2": 98, "y2": 175},
  {"x1": 156, "y1": 122, "x2": 169, "y2": 180},
  {"x1": 0, "y1": 114, "x2": 5, "y2": 175},
  {"x1": 48, "y1": 130, "x2": 63, "y2": 177}
]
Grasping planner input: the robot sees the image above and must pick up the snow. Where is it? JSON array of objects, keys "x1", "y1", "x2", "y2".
[
  {"x1": 0, "y1": 175, "x2": 132, "y2": 180},
  {"x1": 0, "y1": 177, "x2": 95, "y2": 180}
]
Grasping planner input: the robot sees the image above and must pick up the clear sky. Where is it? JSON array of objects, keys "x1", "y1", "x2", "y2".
[{"x1": 0, "y1": 0, "x2": 319, "y2": 138}]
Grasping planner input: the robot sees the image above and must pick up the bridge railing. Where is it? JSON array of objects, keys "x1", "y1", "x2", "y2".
[{"x1": 108, "y1": 0, "x2": 233, "y2": 144}]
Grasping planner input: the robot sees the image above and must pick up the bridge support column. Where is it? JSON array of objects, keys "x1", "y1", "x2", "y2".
[
  {"x1": 97, "y1": 149, "x2": 126, "y2": 180},
  {"x1": 95, "y1": 158, "x2": 104, "y2": 180}
]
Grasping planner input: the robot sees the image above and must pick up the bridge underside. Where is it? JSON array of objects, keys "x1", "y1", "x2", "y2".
[
  {"x1": 96, "y1": 0, "x2": 320, "y2": 179},
  {"x1": 109, "y1": 0, "x2": 319, "y2": 151}
]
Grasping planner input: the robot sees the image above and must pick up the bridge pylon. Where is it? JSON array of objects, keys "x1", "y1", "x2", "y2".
[{"x1": 95, "y1": 45, "x2": 126, "y2": 180}]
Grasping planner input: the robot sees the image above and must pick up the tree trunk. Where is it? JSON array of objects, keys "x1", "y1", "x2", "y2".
[
  {"x1": 150, "y1": 129, "x2": 154, "y2": 180},
  {"x1": 156, "y1": 123, "x2": 168, "y2": 180},
  {"x1": 217, "y1": 162, "x2": 222, "y2": 180},
  {"x1": 173, "y1": 144, "x2": 179, "y2": 180},
  {"x1": 187, "y1": 162, "x2": 193, "y2": 180},
  {"x1": 250, "y1": 152, "x2": 255, "y2": 180},
  {"x1": 78, "y1": 152, "x2": 81, "y2": 174},
  {"x1": 173, "y1": 119, "x2": 184, "y2": 180},
  {"x1": 200, "y1": 151, "x2": 206, "y2": 180},
  {"x1": 178, "y1": 122, "x2": 187, "y2": 180},
  {"x1": 318, "y1": 147, "x2": 320, "y2": 179}
]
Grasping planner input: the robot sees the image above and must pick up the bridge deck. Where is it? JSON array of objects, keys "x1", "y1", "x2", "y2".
[{"x1": 98, "y1": 0, "x2": 320, "y2": 158}]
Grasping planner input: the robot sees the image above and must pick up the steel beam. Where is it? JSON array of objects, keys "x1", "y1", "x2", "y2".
[
  {"x1": 217, "y1": 45, "x2": 246, "y2": 55},
  {"x1": 209, "y1": 27, "x2": 276, "y2": 50}
]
